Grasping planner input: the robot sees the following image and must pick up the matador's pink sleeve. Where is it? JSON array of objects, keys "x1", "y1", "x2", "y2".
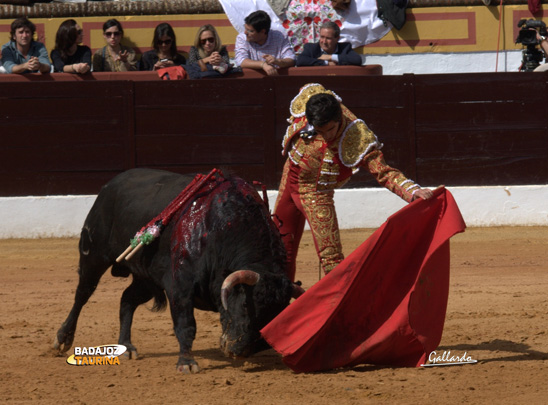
[{"x1": 360, "y1": 149, "x2": 420, "y2": 203}]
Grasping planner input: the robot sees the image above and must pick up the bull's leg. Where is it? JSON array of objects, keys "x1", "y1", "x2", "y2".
[
  {"x1": 118, "y1": 278, "x2": 158, "y2": 359},
  {"x1": 54, "y1": 262, "x2": 108, "y2": 353},
  {"x1": 168, "y1": 293, "x2": 200, "y2": 374}
]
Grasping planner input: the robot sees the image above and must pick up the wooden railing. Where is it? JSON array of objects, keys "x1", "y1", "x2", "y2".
[{"x1": 0, "y1": 66, "x2": 547, "y2": 196}]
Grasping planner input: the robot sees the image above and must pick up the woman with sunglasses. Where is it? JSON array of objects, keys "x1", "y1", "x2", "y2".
[
  {"x1": 50, "y1": 19, "x2": 91, "y2": 74},
  {"x1": 92, "y1": 19, "x2": 137, "y2": 72},
  {"x1": 139, "y1": 23, "x2": 186, "y2": 71},
  {"x1": 188, "y1": 24, "x2": 230, "y2": 74}
]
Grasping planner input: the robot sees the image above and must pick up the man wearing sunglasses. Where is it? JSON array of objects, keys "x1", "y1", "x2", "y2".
[
  {"x1": 1, "y1": 17, "x2": 51, "y2": 74},
  {"x1": 234, "y1": 10, "x2": 295, "y2": 76}
]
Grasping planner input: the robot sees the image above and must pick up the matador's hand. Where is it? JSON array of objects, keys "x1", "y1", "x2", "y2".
[{"x1": 413, "y1": 188, "x2": 434, "y2": 200}]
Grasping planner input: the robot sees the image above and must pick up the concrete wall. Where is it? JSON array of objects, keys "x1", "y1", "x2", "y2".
[
  {"x1": 367, "y1": 50, "x2": 524, "y2": 75},
  {"x1": 1, "y1": 185, "x2": 546, "y2": 239}
]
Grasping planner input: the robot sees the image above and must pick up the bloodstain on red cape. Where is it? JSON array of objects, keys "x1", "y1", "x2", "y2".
[{"x1": 261, "y1": 187, "x2": 466, "y2": 372}]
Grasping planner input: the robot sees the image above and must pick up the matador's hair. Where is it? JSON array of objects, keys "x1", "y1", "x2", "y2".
[{"x1": 305, "y1": 93, "x2": 343, "y2": 128}]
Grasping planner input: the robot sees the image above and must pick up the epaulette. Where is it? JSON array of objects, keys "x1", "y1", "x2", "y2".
[{"x1": 339, "y1": 119, "x2": 383, "y2": 167}]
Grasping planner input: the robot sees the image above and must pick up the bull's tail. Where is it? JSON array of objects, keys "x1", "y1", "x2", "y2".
[{"x1": 151, "y1": 289, "x2": 168, "y2": 312}]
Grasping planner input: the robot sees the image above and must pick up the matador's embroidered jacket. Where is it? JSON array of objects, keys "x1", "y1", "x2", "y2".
[{"x1": 281, "y1": 83, "x2": 420, "y2": 202}]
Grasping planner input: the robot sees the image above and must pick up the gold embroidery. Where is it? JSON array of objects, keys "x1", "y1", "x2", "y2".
[
  {"x1": 289, "y1": 83, "x2": 343, "y2": 118},
  {"x1": 363, "y1": 150, "x2": 416, "y2": 203},
  {"x1": 300, "y1": 191, "x2": 343, "y2": 274},
  {"x1": 339, "y1": 119, "x2": 381, "y2": 168},
  {"x1": 282, "y1": 119, "x2": 308, "y2": 155},
  {"x1": 288, "y1": 131, "x2": 357, "y2": 192},
  {"x1": 317, "y1": 147, "x2": 339, "y2": 191}
]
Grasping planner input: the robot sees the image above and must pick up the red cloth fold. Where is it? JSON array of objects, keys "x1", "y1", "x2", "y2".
[
  {"x1": 528, "y1": 0, "x2": 541, "y2": 15},
  {"x1": 261, "y1": 187, "x2": 466, "y2": 373}
]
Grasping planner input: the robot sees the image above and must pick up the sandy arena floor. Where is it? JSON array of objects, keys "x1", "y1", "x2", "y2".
[{"x1": 1, "y1": 226, "x2": 547, "y2": 404}]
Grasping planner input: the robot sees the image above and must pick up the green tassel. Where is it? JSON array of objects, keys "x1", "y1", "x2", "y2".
[{"x1": 140, "y1": 232, "x2": 155, "y2": 245}]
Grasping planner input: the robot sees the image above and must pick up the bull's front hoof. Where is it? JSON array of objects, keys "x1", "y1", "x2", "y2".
[
  {"x1": 123, "y1": 348, "x2": 139, "y2": 360},
  {"x1": 120, "y1": 343, "x2": 138, "y2": 360},
  {"x1": 176, "y1": 363, "x2": 201, "y2": 374},
  {"x1": 53, "y1": 336, "x2": 66, "y2": 352},
  {"x1": 177, "y1": 356, "x2": 200, "y2": 374}
]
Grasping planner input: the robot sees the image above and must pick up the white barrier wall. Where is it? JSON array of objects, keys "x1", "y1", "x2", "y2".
[
  {"x1": 1, "y1": 185, "x2": 546, "y2": 239},
  {"x1": 0, "y1": 195, "x2": 97, "y2": 239},
  {"x1": 366, "y1": 50, "x2": 524, "y2": 75}
]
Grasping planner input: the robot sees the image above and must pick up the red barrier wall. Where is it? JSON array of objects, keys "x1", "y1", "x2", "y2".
[{"x1": 1, "y1": 67, "x2": 547, "y2": 196}]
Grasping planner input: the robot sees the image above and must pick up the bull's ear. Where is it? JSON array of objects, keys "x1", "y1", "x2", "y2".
[{"x1": 292, "y1": 282, "x2": 305, "y2": 299}]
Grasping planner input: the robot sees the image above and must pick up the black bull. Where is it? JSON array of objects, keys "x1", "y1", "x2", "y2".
[{"x1": 54, "y1": 168, "x2": 302, "y2": 373}]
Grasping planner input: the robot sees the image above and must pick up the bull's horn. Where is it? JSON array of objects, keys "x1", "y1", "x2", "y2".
[
  {"x1": 221, "y1": 270, "x2": 260, "y2": 310},
  {"x1": 292, "y1": 283, "x2": 306, "y2": 299}
]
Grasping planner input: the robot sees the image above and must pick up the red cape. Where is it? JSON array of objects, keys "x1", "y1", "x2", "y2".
[{"x1": 261, "y1": 188, "x2": 466, "y2": 372}]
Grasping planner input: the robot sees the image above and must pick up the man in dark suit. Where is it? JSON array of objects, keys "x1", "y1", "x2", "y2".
[{"x1": 296, "y1": 21, "x2": 362, "y2": 67}]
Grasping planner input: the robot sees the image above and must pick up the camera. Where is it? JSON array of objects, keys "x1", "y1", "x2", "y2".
[{"x1": 515, "y1": 19, "x2": 548, "y2": 71}]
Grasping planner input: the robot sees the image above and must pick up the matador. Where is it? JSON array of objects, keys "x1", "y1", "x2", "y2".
[{"x1": 273, "y1": 83, "x2": 433, "y2": 281}]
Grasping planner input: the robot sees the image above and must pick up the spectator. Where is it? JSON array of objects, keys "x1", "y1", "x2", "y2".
[
  {"x1": 139, "y1": 23, "x2": 186, "y2": 71},
  {"x1": 234, "y1": 10, "x2": 295, "y2": 76},
  {"x1": 296, "y1": 21, "x2": 362, "y2": 67},
  {"x1": 92, "y1": 19, "x2": 137, "y2": 72},
  {"x1": 1, "y1": 17, "x2": 51, "y2": 74},
  {"x1": 188, "y1": 24, "x2": 230, "y2": 74},
  {"x1": 50, "y1": 19, "x2": 91, "y2": 74},
  {"x1": 534, "y1": 32, "x2": 548, "y2": 71}
]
